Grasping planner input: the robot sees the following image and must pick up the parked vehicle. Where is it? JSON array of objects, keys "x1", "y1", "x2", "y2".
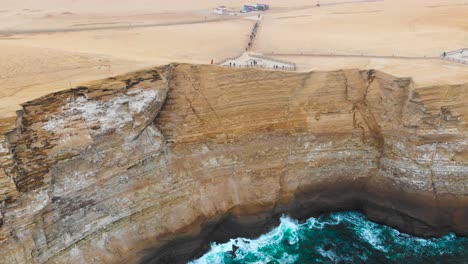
[
  {"x1": 240, "y1": 3, "x2": 269, "y2": 13},
  {"x1": 255, "y1": 4, "x2": 269, "y2": 11}
]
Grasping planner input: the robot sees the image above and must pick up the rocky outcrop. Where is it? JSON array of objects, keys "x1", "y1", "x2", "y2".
[{"x1": 0, "y1": 64, "x2": 466, "y2": 263}]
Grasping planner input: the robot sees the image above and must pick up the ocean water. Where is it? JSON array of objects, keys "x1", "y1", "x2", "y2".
[{"x1": 190, "y1": 212, "x2": 468, "y2": 264}]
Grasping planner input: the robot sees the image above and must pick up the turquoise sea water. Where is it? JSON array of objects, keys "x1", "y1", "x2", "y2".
[{"x1": 190, "y1": 212, "x2": 468, "y2": 264}]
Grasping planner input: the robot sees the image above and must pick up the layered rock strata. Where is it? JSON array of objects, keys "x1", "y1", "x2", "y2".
[{"x1": 0, "y1": 64, "x2": 466, "y2": 263}]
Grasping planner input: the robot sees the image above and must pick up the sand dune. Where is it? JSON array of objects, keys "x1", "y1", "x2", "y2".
[
  {"x1": 0, "y1": 42, "x2": 149, "y2": 118},
  {"x1": 0, "y1": 0, "x2": 467, "y2": 119}
]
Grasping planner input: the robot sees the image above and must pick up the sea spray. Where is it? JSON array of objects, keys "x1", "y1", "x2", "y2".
[{"x1": 190, "y1": 212, "x2": 468, "y2": 264}]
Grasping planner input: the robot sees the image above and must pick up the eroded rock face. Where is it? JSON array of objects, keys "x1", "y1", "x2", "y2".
[{"x1": 0, "y1": 64, "x2": 466, "y2": 263}]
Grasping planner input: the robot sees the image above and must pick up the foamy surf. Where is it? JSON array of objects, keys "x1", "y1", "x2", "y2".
[{"x1": 190, "y1": 212, "x2": 468, "y2": 264}]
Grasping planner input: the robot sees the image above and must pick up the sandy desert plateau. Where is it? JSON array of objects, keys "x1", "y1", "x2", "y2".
[
  {"x1": 1, "y1": 0, "x2": 467, "y2": 125},
  {"x1": 0, "y1": 1, "x2": 468, "y2": 263}
]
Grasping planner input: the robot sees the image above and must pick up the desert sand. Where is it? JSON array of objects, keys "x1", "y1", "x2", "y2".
[
  {"x1": 0, "y1": 1, "x2": 467, "y2": 261},
  {"x1": 1, "y1": 0, "x2": 467, "y2": 119}
]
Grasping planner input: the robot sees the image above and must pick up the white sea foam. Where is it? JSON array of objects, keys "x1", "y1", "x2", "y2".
[
  {"x1": 190, "y1": 216, "x2": 300, "y2": 264},
  {"x1": 317, "y1": 247, "x2": 340, "y2": 262},
  {"x1": 191, "y1": 212, "x2": 468, "y2": 264}
]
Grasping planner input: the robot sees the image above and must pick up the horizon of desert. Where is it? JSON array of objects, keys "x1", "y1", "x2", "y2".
[{"x1": 1, "y1": 0, "x2": 467, "y2": 121}]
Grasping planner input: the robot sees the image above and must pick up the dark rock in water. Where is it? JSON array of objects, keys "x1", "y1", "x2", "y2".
[
  {"x1": 227, "y1": 244, "x2": 239, "y2": 259},
  {"x1": 232, "y1": 244, "x2": 239, "y2": 252}
]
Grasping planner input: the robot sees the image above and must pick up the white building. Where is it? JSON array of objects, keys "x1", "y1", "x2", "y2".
[{"x1": 213, "y1": 6, "x2": 228, "y2": 15}]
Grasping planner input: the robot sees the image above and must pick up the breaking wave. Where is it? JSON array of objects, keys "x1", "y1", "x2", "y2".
[{"x1": 190, "y1": 212, "x2": 468, "y2": 264}]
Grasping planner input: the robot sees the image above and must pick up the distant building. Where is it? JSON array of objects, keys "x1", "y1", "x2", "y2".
[{"x1": 213, "y1": 6, "x2": 228, "y2": 15}]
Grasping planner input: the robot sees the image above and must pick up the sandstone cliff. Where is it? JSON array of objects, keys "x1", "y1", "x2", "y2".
[{"x1": 0, "y1": 64, "x2": 466, "y2": 263}]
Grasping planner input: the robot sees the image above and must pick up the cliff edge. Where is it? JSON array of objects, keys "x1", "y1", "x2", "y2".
[{"x1": 0, "y1": 64, "x2": 467, "y2": 263}]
